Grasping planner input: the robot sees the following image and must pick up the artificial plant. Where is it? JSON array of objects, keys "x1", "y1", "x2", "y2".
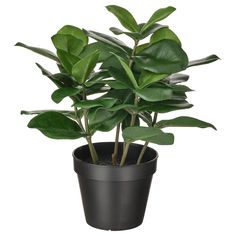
[{"x1": 17, "y1": 5, "x2": 219, "y2": 166}]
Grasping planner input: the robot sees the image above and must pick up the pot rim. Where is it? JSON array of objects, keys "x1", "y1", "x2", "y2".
[{"x1": 73, "y1": 142, "x2": 158, "y2": 168}]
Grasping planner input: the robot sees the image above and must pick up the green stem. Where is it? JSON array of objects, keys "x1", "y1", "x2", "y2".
[
  {"x1": 112, "y1": 123, "x2": 121, "y2": 165},
  {"x1": 119, "y1": 40, "x2": 140, "y2": 167},
  {"x1": 136, "y1": 112, "x2": 158, "y2": 165}
]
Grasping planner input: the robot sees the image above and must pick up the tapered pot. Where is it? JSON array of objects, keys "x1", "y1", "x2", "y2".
[{"x1": 73, "y1": 142, "x2": 158, "y2": 231}]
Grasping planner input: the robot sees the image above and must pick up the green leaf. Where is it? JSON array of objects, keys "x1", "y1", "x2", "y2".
[
  {"x1": 188, "y1": 55, "x2": 220, "y2": 67},
  {"x1": 135, "y1": 40, "x2": 188, "y2": 74},
  {"x1": 109, "y1": 27, "x2": 141, "y2": 40},
  {"x1": 74, "y1": 97, "x2": 117, "y2": 109},
  {"x1": 136, "y1": 86, "x2": 173, "y2": 102},
  {"x1": 51, "y1": 87, "x2": 81, "y2": 104},
  {"x1": 57, "y1": 25, "x2": 88, "y2": 45},
  {"x1": 135, "y1": 43, "x2": 149, "y2": 54},
  {"x1": 72, "y1": 51, "x2": 99, "y2": 84},
  {"x1": 141, "y1": 6, "x2": 176, "y2": 32},
  {"x1": 28, "y1": 112, "x2": 84, "y2": 139},
  {"x1": 139, "y1": 71, "x2": 168, "y2": 88},
  {"x1": 15, "y1": 42, "x2": 59, "y2": 62},
  {"x1": 51, "y1": 34, "x2": 84, "y2": 57},
  {"x1": 84, "y1": 30, "x2": 131, "y2": 54},
  {"x1": 80, "y1": 42, "x2": 113, "y2": 62},
  {"x1": 123, "y1": 126, "x2": 174, "y2": 145},
  {"x1": 106, "y1": 5, "x2": 139, "y2": 32},
  {"x1": 150, "y1": 27, "x2": 181, "y2": 45},
  {"x1": 166, "y1": 73, "x2": 189, "y2": 84},
  {"x1": 156, "y1": 116, "x2": 216, "y2": 130},
  {"x1": 140, "y1": 100, "x2": 193, "y2": 113},
  {"x1": 113, "y1": 55, "x2": 139, "y2": 89},
  {"x1": 57, "y1": 50, "x2": 79, "y2": 73},
  {"x1": 21, "y1": 109, "x2": 78, "y2": 119},
  {"x1": 85, "y1": 70, "x2": 111, "y2": 87},
  {"x1": 170, "y1": 84, "x2": 193, "y2": 92},
  {"x1": 89, "y1": 108, "x2": 127, "y2": 132},
  {"x1": 140, "y1": 24, "x2": 168, "y2": 39}
]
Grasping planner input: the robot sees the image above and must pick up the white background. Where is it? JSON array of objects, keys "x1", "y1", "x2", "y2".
[{"x1": 1, "y1": 0, "x2": 236, "y2": 235}]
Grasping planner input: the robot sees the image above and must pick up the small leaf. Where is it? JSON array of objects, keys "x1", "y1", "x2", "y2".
[
  {"x1": 150, "y1": 27, "x2": 181, "y2": 45},
  {"x1": 15, "y1": 42, "x2": 59, "y2": 62},
  {"x1": 110, "y1": 27, "x2": 141, "y2": 40},
  {"x1": 84, "y1": 30, "x2": 131, "y2": 54},
  {"x1": 156, "y1": 116, "x2": 216, "y2": 130},
  {"x1": 139, "y1": 71, "x2": 168, "y2": 88},
  {"x1": 113, "y1": 55, "x2": 139, "y2": 89},
  {"x1": 135, "y1": 40, "x2": 188, "y2": 74},
  {"x1": 123, "y1": 126, "x2": 174, "y2": 145},
  {"x1": 85, "y1": 70, "x2": 111, "y2": 87},
  {"x1": 135, "y1": 43, "x2": 149, "y2": 54},
  {"x1": 136, "y1": 86, "x2": 173, "y2": 102},
  {"x1": 72, "y1": 51, "x2": 99, "y2": 84},
  {"x1": 140, "y1": 100, "x2": 193, "y2": 113},
  {"x1": 51, "y1": 87, "x2": 81, "y2": 104},
  {"x1": 57, "y1": 25, "x2": 88, "y2": 45},
  {"x1": 170, "y1": 84, "x2": 193, "y2": 92},
  {"x1": 74, "y1": 97, "x2": 117, "y2": 109},
  {"x1": 188, "y1": 55, "x2": 220, "y2": 67},
  {"x1": 28, "y1": 112, "x2": 84, "y2": 139},
  {"x1": 141, "y1": 6, "x2": 176, "y2": 32},
  {"x1": 140, "y1": 24, "x2": 168, "y2": 39},
  {"x1": 57, "y1": 50, "x2": 79, "y2": 73},
  {"x1": 166, "y1": 73, "x2": 189, "y2": 84},
  {"x1": 106, "y1": 5, "x2": 139, "y2": 32}
]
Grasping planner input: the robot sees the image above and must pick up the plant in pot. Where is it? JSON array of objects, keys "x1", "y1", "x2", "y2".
[{"x1": 16, "y1": 5, "x2": 219, "y2": 231}]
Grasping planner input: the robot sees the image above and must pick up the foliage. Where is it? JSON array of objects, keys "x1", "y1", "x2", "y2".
[{"x1": 16, "y1": 5, "x2": 219, "y2": 166}]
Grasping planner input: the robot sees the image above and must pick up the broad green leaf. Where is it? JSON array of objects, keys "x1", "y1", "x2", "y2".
[
  {"x1": 80, "y1": 42, "x2": 113, "y2": 62},
  {"x1": 21, "y1": 109, "x2": 78, "y2": 119},
  {"x1": 150, "y1": 27, "x2": 181, "y2": 45},
  {"x1": 72, "y1": 51, "x2": 99, "y2": 84},
  {"x1": 188, "y1": 55, "x2": 220, "y2": 67},
  {"x1": 140, "y1": 100, "x2": 193, "y2": 113},
  {"x1": 74, "y1": 97, "x2": 117, "y2": 109},
  {"x1": 89, "y1": 108, "x2": 127, "y2": 132},
  {"x1": 105, "y1": 80, "x2": 129, "y2": 89},
  {"x1": 139, "y1": 71, "x2": 168, "y2": 88},
  {"x1": 57, "y1": 50, "x2": 79, "y2": 73},
  {"x1": 114, "y1": 55, "x2": 139, "y2": 89},
  {"x1": 109, "y1": 27, "x2": 141, "y2": 40},
  {"x1": 15, "y1": 42, "x2": 59, "y2": 62},
  {"x1": 51, "y1": 87, "x2": 81, "y2": 104},
  {"x1": 106, "y1": 5, "x2": 139, "y2": 32},
  {"x1": 156, "y1": 116, "x2": 216, "y2": 130},
  {"x1": 84, "y1": 30, "x2": 131, "y2": 54},
  {"x1": 28, "y1": 112, "x2": 84, "y2": 139},
  {"x1": 50, "y1": 73, "x2": 78, "y2": 87},
  {"x1": 136, "y1": 86, "x2": 173, "y2": 102},
  {"x1": 51, "y1": 34, "x2": 84, "y2": 57},
  {"x1": 123, "y1": 126, "x2": 174, "y2": 145},
  {"x1": 57, "y1": 25, "x2": 88, "y2": 45},
  {"x1": 140, "y1": 24, "x2": 168, "y2": 39},
  {"x1": 141, "y1": 6, "x2": 176, "y2": 32},
  {"x1": 166, "y1": 73, "x2": 189, "y2": 84},
  {"x1": 135, "y1": 40, "x2": 188, "y2": 74}
]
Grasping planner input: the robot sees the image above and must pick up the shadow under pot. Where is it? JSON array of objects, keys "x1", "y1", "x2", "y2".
[{"x1": 73, "y1": 142, "x2": 158, "y2": 231}]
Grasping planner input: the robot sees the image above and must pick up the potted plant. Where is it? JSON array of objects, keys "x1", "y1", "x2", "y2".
[{"x1": 16, "y1": 5, "x2": 219, "y2": 231}]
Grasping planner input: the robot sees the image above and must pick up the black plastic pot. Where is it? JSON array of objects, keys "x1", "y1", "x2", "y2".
[{"x1": 73, "y1": 142, "x2": 158, "y2": 231}]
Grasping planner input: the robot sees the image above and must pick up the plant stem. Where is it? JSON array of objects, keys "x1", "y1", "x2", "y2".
[
  {"x1": 112, "y1": 123, "x2": 121, "y2": 165},
  {"x1": 119, "y1": 40, "x2": 140, "y2": 166},
  {"x1": 136, "y1": 112, "x2": 159, "y2": 165}
]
